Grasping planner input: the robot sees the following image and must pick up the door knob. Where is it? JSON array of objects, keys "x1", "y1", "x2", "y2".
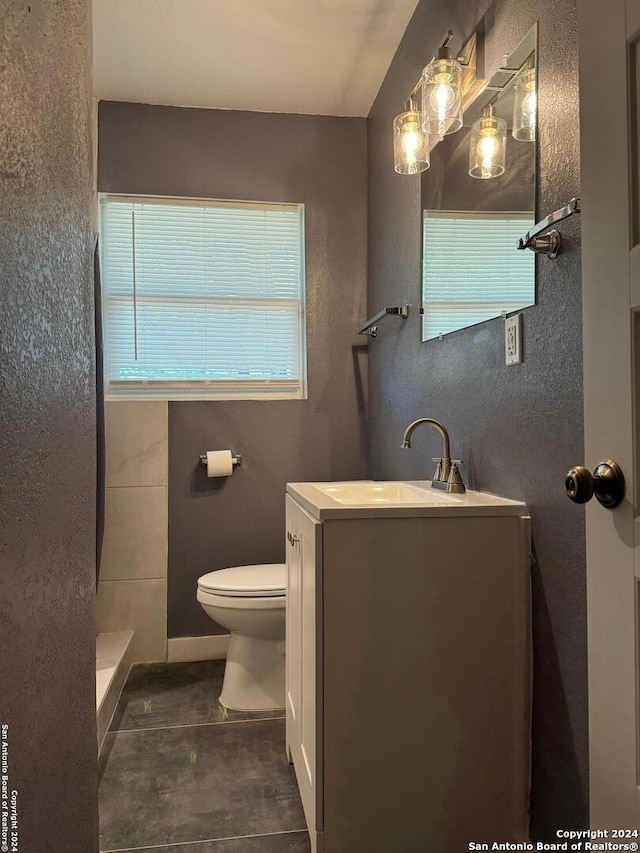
[{"x1": 565, "y1": 459, "x2": 625, "y2": 508}]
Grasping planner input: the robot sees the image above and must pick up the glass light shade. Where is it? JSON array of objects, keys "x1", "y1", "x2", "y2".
[
  {"x1": 512, "y1": 66, "x2": 536, "y2": 141},
  {"x1": 393, "y1": 110, "x2": 430, "y2": 175},
  {"x1": 421, "y1": 56, "x2": 463, "y2": 137},
  {"x1": 469, "y1": 112, "x2": 507, "y2": 179}
]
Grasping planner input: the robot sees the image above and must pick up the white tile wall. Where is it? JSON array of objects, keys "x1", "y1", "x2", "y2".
[
  {"x1": 100, "y1": 486, "x2": 167, "y2": 581},
  {"x1": 97, "y1": 579, "x2": 167, "y2": 663},
  {"x1": 98, "y1": 401, "x2": 168, "y2": 663},
  {"x1": 105, "y1": 400, "x2": 167, "y2": 488}
]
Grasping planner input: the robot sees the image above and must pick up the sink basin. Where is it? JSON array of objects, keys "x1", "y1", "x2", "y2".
[
  {"x1": 310, "y1": 481, "x2": 453, "y2": 505},
  {"x1": 288, "y1": 480, "x2": 528, "y2": 519}
]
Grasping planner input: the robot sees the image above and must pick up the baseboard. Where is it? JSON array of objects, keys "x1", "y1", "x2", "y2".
[{"x1": 167, "y1": 634, "x2": 230, "y2": 663}]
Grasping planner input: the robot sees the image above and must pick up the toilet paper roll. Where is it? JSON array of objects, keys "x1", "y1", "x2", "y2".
[{"x1": 205, "y1": 450, "x2": 234, "y2": 478}]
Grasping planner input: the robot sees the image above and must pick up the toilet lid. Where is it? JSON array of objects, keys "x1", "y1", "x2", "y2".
[{"x1": 198, "y1": 564, "x2": 286, "y2": 597}]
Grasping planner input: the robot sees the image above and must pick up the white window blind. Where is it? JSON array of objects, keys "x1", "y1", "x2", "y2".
[
  {"x1": 422, "y1": 211, "x2": 535, "y2": 340},
  {"x1": 99, "y1": 194, "x2": 306, "y2": 400}
]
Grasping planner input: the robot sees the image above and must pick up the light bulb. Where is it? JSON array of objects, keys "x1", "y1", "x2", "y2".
[
  {"x1": 430, "y1": 80, "x2": 456, "y2": 122},
  {"x1": 513, "y1": 64, "x2": 536, "y2": 142},
  {"x1": 421, "y1": 55, "x2": 463, "y2": 136},
  {"x1": 469, "y1": 111, "x2": 506, "y2": 179},
  {"x1": 478, "y1": 133, "x2": 499, "y2": 177},
  {"x1": 401, "y1": 124, "x2": 421, "y2": 165},
  {"x1": 393, "y1": 110, "x2": 430, "y2": 175},
  {"x1": 521, "y1": 89, "x2": 537, "y2": 127}
]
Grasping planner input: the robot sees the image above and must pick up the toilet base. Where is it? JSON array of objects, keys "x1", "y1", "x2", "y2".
[{"x1": 220, "y1": 633, "x2": 285, "y2": 712}]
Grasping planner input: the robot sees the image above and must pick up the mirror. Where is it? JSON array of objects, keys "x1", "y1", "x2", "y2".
[{"x1": 420, "y1": 25, "x2": 537, "y2": 341}]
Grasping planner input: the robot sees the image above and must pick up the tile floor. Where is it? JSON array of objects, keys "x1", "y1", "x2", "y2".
[{"x1": 99, "y1": 661, "x2": 310, "y2": 853}]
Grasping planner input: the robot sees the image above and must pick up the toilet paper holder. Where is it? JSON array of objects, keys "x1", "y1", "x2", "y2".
[{"x1": 199, "y1": 453, "x2": 242, "y2": 469}]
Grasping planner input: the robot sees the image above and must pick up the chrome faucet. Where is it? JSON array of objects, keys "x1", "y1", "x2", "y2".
[{"x1": 401, "y1": 418, "x2": 466, "y2": 493}]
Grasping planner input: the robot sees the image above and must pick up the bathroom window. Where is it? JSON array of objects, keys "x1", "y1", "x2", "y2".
[{"x1": 99, "y1": 194, "x2": 307, "y2": 400}]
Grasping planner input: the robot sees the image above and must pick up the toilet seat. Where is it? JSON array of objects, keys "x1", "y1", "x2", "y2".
[{"x1": 197, "y1": 563, "x2": 286, "y2": 598}]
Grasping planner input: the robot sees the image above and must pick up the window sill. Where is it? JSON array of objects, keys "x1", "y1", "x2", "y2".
[{"x1": 104, "y1": 389, "x2": 307, "y2": 402}]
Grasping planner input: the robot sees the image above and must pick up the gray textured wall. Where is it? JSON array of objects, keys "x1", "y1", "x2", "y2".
[
  {"x1": 367, "y1": 0, "x2": 586, "y2": 838},
  {"x1": 0, "y1": 1, "x2": 98, "y2": 850},
  {"x1": 98, "y1": 103, "x2": 368, "y2": 638}
]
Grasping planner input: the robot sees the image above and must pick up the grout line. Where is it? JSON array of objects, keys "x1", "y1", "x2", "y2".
[
  {"x1": 105, "y1": 483, "x2": 167, "y2": 487},
  {"x1": 109, "y1": 716, "x2": 285, "y2": 735},
  {"x1": 104, "y1": 484, "x2": 167, "y2": 490},
  {"x1": 101, "y1": 828, "x2": 308, "y2": 852}
]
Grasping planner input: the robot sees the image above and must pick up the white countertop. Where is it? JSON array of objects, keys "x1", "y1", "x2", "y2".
[{"x1": 286, "y1": 480, "x2": 529, "y2": 520}]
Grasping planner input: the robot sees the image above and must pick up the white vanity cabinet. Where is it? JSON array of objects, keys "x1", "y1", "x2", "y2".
[
  {"x1": 285, "y1": 482, "x2": 532, "y2": 853},
  {"x1": 285, "y1": 495, "x2": 323, "y2": 832}
]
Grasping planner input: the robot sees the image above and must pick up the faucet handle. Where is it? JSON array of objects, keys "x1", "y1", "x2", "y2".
[
  {"x1": 431, "y1": 458, "x2": 444, "y2": 481},
  {"x1": 446, "y1": 461, "x2": 466, "y2": 494}
]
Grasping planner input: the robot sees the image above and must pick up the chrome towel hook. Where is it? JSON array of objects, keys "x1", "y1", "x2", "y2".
[{"x1": 517, "y1": 197, "x2": 580, "y2": 259}]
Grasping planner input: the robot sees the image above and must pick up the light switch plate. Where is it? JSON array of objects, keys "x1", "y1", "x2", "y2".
[{"x1": 505, "y1": 313, "x2": 523, "y2": 365}]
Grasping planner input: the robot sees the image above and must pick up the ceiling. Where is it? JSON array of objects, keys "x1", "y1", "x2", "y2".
[{"x1": 92, "y1": 0, "x2": 420, "y2": 117}]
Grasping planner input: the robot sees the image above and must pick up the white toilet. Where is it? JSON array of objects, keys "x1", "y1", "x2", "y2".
[{"x1": 196, "y1": 564, "x2": 286, "y2": 712}]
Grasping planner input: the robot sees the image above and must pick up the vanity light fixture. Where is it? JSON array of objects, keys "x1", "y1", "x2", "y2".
[
  {"x1": 393, "y1": 99, "x2": 430, "y2": 175},
  {"x1": 421, "y1": 32, "x2": 464, "y2": 138},
  {"x1": 512, "y1": 57, "x2": 536, "y2": 141},
  {"x1": 469, "y1": 102, "x2": 507, "y2": 179},
  {"x1": 393, "y1": 28, "x2": 483, "y2": 176}
]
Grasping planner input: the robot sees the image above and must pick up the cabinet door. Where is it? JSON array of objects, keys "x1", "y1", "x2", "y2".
[
  {"x1": 285, "y1": 496, "x2": 302, "y2": 751},
  {"x1": 285, "y1": 496, "x2": 323, "y2": 835}
]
